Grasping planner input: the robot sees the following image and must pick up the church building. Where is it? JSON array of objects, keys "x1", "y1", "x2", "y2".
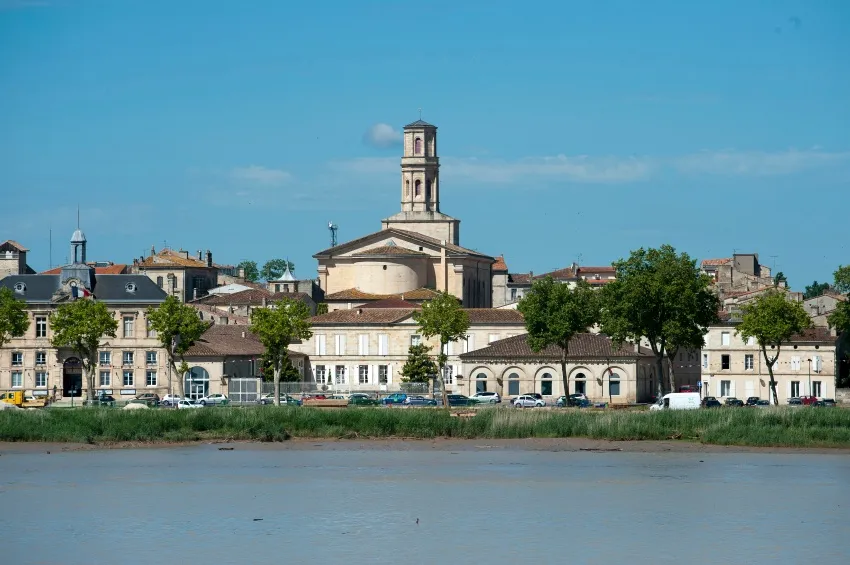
[{"x1": 313, "y1": 120, "x2": 495, "y2": 308}]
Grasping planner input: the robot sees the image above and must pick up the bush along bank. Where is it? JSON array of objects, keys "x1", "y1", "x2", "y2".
[{"x1": 0, "y1": 406, "x2": 849, "y2": 447}]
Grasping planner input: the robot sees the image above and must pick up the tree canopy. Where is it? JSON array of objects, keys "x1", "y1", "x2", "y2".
[
  {"x1": 834, "y1": 265, "x2": 850, "y2": 295},
  {"x1": 237, "y1": 260, "x2": 260, "y2": 282},
  {"x1": 600, "y1": 245, "x2": 719, "y2": 398},
  {"x1": 50, "y1": 299, "x2": 118, "y2": 400},
  {"x1": 803, "y1": 281, "x2": 831, "y2": 299},
  {"x1": 737, "y1": 290, "x2": 812, "y2": 405},
  {"x1": 260, "y1": 259, "x2": 296, "y2": 281},
  {"x1": 147, "y1": 296, "x2": 209, "y2": 397},
  {"x1": 773, "y1": 271, "x2": 788, "y2": 288},
  {"x1": 400, "y1": 344, "x2": 438, "y2": 383},
  {"x1": 518, "y1": 277, "x2": 599, "y2": 397},
  {"x1": 0, "y1": 287, "x2": 30, "y2": 348},
  {"x1": 250, "y1": 298, "x2": 313, "y2": 404},
  {"x1": 414, "y1": 291, "x2": 469, "y2": 407}
]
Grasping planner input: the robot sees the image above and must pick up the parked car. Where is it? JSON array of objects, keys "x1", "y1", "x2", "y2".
[
  {"x1": 821, "y1": 399, "x2": 836, "y2": 407},
  {"x1": 135, "y1": 392, "x2": 160, "y2": 404},
  {"x1": 196, "y1": 393, "x2": 229, "y2": 406},
  {"x1": 724, "y1": 397, "x2": 744, "y2": 407},
  {"x1": 83, "y1": 394, "x2": 116, "y2": 407},
  {"x1": 403, "y1": 395, "x2": 438, "y2": 406},
  {"x1": 787, "y1": 397, "x2": 803, "y2": 406},
  {"x1": 470, "y1": 391, "x2": 501, "y2": 404},
  {"x1": 745, "y1": 397, "x2": 761, "y2": 406},
  {"x1": 161, "y1": 394, "x2": 183, "y2": 406},
  {"x1": 257, "y1": 394, "x2": 302, "y2": 406},
  {"x1": 556, "y1": 394, "x2": 590, "y2": 407},
  {"x1": 348, "y1": 394, "x2": 380, "y2": 407},
  {"x1": 523, "y1": 393, "x2": 544, "y2": 401},
  {"x1": 753, "y1": 400, "x2": 772, "y2": 408},
  {"x1": 381, "y1": 393, "x2": 408, "y2": 405},
  {"x1": 701, "y1": 396, "x2": 721, "y2": 408},
  {"x1": 513, "y1": 395, "x2": 545, "y2": 408},
  {"x1": 177, "y1": 399, "x2": 202, "y2": 410},
  {"x1": 800, "y1": 396, "x2": 820, "y2": 406},
  {"x1": 444, "y1": 394, "x2": 477, "y2": 407}
]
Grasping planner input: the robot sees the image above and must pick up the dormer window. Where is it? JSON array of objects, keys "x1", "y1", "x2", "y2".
[
  {"x1": 125, "y1": 282, "x2": 137, "y2": 293},
  {"x1": 13, "y1": 282, "x2": 26, "y2": 293}
]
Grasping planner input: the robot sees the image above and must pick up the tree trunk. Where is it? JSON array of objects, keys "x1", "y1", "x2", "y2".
[
  {"x1": 667, "y1": 356, "x2": 676, "y2": 392},
  {"x1": 439, "y1": 360, "x2": 449, "y2": 409},
  {"x1": 274, "y1": 357, "x2": 282, "y2": 406},
  {"x1": 85, "y1": 362, "x2": 95, "y2": 401},
  {"x1": 761, "y1": 346, "x2": 779, "y2": 405},
  {"x1": 560, "y1": 348, "x2": 569, "y2": 401},
  {"x1": 655, "y1": 354, "x2": 665, "y2": 400},
  {"x1": 174, "y1": 357, "x2": 186, "y2": 398}
]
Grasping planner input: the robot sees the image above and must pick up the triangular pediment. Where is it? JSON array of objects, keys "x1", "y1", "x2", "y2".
[{"x1": 314, "y1": 228, "x2": 442, "y2": 258}]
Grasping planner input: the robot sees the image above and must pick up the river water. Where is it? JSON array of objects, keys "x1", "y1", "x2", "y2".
[{"x1": 0, "y1": 442, "x2": 848, "y2": 565}]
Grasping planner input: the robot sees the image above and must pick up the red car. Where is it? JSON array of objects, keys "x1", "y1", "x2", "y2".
[{"x1": 800, "y1": 396, "x2": 819, "y2": 406}]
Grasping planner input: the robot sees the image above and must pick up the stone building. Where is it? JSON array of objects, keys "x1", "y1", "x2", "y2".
[
  {"x1": 803, "y1": 292, "x2": 846, "y2": 328},
  {"x1": 288, "y1": 306, "x2": 526, "y2": 394},
  {"x1": 266, "y1": 263, "x2": 325, "y2": 304},
  {"x1": 458, "y1": 333, "x2": 658, "y2": 404},
  {"x1": 492, "y1": 259, "x2": 616, "y2": 308},
  {"x1": 0, "y1": 240, "x2": 35, "y2": 278},
  {"x1": 132, "y1": 247, "x2": 219, "y2": 302},
  {"x1": 0, "y1": 229, "x2": 168, "y2": 399},
  {"x1": 313, "y1": 119, "x2": 495, "y2": 308},
  {"x1": 701, "y1": 253, "x2": 776, "y2": 298}
]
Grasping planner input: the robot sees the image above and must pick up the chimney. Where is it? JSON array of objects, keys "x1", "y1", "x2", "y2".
[
  {"x1": 206, "y1": 250, "x2": 212, "y2": 267},
  {"x1": 150, "y1": 245, "x2": 155, "y2": 257}
]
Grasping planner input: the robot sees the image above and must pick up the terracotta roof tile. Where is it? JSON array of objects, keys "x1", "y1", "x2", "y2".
[
  {"x1": 189, "y1": 303, "x2": 251, "y2": 325},
  {"x1": 40, "y1": 264, "x2": 128, "y2": 275},
  {"x1": 137, "y1": 249, "x2": 211, "y2": 268},
  {"x1": 464, "y1": 309, "x2": 525, "y2": 324},
  {"x1": 360, "y1": 298, "x2": 419, "y2": 309},
  {"x1": 194, "y1": 288, "x2": 312, "y2": 306},
  {"x1": 310, "y1": 308, "x2": 416, "y2": 325},
  {"x1": 789, "y1": 327, "x2": 836, "y2": 343},
  {"x1": 184, "y1": 325, "x2": 264, "y2": 357},
  {"x1": 508, "y1": 273, "x2": 532, "y2": 284},
  {"x1": 0, "y1": 240, "x2": 28, "y2": 252},
  {"x1": 354, "y1": 245, "x2": 428, "y2": 257},
  {"x1": 324, "y1": 287, "x2": 441, "y2": 301},
  {"x1": 313, "y1": 228, "x2": 493, "y2": 260},
  {"x1": 459, "y1": 333, "x2": 651, "y2": 360},
  {"x1": 492, "y1": 255, "x2": 508, "y2": 272},
  {"x1": 701, "y1": 258, "x2": 731, "y2": 267},
  {"x1": 576, "y1": 266, "x2": 615, "y2": 274}
]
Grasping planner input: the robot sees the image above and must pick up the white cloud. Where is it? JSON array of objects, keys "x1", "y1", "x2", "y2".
[
  {"x1": 230, "y1": 165, "x2": 292, "y2": 186},
  {"x1": 363, "y1": 123, "x2": 403, "y2": 148},
  {"x1": 675, "y1": 149, "x2": 850, "y2": 176}
]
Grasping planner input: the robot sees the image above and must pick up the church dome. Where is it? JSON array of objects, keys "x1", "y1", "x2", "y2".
[{"x1": 71, "y1": 229, "x2": 87, "y2": 243}]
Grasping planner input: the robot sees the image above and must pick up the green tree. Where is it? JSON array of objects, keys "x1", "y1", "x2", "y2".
[
  {"x1": 803, "y1": 281, "x2": 831, "y2": 299},
  {"x1": 600, "y1": 245, "x2": 720, "y2": 399},
  {"x1": 0, "y1": 287, "x2": 30, "y2": 348},
  {"x1": 237, "y1": 260, "x2": 260, "y2": 282},
  {"x1": 50, "y1": 299, "x2": 118, "y2": 400},
  {"x1": 250, "y1": 298, "x2": 312, "y2": 405},
  {"x1": 834, "y1": 265, "x2": 850, "y2": 294},
  {"x1": 413, "y1": 291, "x2": 469, "y2": 408},
  {"x1": 260, "y1": 258, "x2": 296, "y2": 281},
  {"x1": 737, "y1": 290, "x2": 812, "y2": 405},
  {"x1": 773, "y1": 271, "x2": 788, "y2": 288},
  {"x1": 147, "y1": 296, "x2": 209, "y2": 398},
  {"x1": 316, "y1": 303, "x2": 329, "y2": 315},
  {"x1": 259, "y1": 351, "x2": 302, "y2": 383},
  {"x1": 827, "y1": 297, "x2": 850, "y2": 388},
  {"x1": 400, "y1": 344, "x2": 438, "y2": 383},
  {"x1": 517, "y1": 277, "x2": 600, "y2": 397}
]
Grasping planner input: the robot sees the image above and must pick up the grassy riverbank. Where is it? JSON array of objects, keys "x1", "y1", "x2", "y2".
[{"x1": 0, "y1": 407, "x2": 848, "y2": 447}]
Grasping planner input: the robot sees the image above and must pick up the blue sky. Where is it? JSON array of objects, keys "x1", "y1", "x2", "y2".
[{"x1": 1, "y1": 0, "x2": 848, "y2": 288}]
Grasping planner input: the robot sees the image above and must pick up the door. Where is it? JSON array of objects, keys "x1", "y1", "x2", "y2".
[{"x1": 190, "y1": 383, "x2": 205, "y2": 400}]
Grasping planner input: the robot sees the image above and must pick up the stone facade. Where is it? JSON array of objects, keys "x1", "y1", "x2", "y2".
[
  {"x1": 132, "y1": 247, "x2": 219, "y2": 302},
  {"x1": 0, "y1": 240, "x2": 33, "y2": 278}
]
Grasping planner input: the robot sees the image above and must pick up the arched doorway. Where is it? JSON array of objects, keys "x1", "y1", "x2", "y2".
[
  {"x1": 63, "y1": 357, "x2": 83, "y2": 397},
  {"x1": 185, "y1": 366, "x2": 209, "y2": 400}
]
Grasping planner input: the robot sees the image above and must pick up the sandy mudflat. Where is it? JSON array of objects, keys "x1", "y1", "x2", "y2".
[{"x1": 1, "y1": 437, "x2": 848, "y2": 455}]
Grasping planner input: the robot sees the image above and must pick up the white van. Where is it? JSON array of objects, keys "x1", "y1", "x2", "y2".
[{"x1": 649, "y1": 392, "x2": 701, "y2": 411}]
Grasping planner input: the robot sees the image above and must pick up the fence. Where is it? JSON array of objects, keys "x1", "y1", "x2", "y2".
[{"x1": 228, "y1": 378, "x2": 260, "y2": 405}]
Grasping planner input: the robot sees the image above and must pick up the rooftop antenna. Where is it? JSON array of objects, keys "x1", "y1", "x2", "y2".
[
  {"x1": 328, "y1": 222, "x2": 338, "y2": 247},
  {"x1": 418, "y1": 107, "x2": 422, "y2": 120},
  {"x1": 49, "y1": 227, "x2": 52, "y2": 269},
  {"x1": 77, "y1": 205, "x2": 80, "y2": 229},
  {"x1": 770, "y1": 255, "x2": 778, "y2": 271}
]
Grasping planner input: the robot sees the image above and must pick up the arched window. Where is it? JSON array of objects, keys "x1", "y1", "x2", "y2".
[
  {"x1": 574, "y1": 372, "x2": 586, "y2": 395},
  {"x1": 541, "y1": 371, "x2": 553, "y2": 396},
  {"x1": 476, "y1": 372, "x2": 487, "y2": 394},
  {"x1": 609, "y1": 370, "x2": 620, "y2": 397},
  {"x1": 405, "y1": 179, "x2": 410, "y2": 196},
  {"x1": 508, "y1": 372, "x2": 520, "y2": 396},
  {"x1": 414, "y1": 137, "x2": 422, "y2": 155},
  {"x1": 185, "y1": 366, "x2": 210, "y2": 400},
  {"x1": 414, "y1": 179, "x2": 421, "y2": 197},
  {"x1": 425, "y1": 179, "x2": 431, "y2": 202}
]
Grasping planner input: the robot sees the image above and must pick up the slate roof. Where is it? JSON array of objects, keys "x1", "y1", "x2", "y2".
[
  {"x1": 324, "y1": 287, "x2": 441, "y2": 301},
  {"x1": 404, "y1": 119, "x2": 436, "y2": 128},
  {"x1": 0, "y1": 274, "x2": 167, "y2": 304},
  {"x1": 459, "y1": 333, "x2": 652, "y2": 361},
  {"x1": 184, "y1": 325, "x2": 306, "y2": 358}
]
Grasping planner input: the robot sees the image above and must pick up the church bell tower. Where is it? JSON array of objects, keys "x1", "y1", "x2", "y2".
[{"x1": 400, "y1": 120, "x2": 439, "y2": 213}]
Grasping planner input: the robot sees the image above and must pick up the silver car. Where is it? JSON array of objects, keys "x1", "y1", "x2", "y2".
[
  {"x1": 513, "y1": 395, "x2": 545, "y2": 408},
  {"x1": 471, "y1": 391, "x2": 501, "y2": 404}
]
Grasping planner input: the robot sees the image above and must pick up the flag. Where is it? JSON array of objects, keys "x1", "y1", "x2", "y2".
[{"x1": 72, "y1": 285, "x2": 91, "y2": 299}]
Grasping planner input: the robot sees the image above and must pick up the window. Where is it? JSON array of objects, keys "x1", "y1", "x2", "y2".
[
  {"x1": 123, "y1": 370, "x2": 134, "y2": 387},
  {"x1": 720, "y1": 380, "x2": 731, "y2": 396},
  {"x1": 99, "y1": 351, "x2": 111, "y2": 366},
  {"x1": 358, "y1": 334, "x2": 369, "y2": 356},
  {"x1": 99, "y1": 371, "x2": 111, "y2": 386},
  {"x1": 379, "y1": 365, "x2": 388, "y2": 384},
  {"x1": 123, "y1": 316, "x2": 135, "y2": 338},
  {"x1": 488, "y1": 334, "x2": 499, "y2": 344},
  {"x1": 702, "y1": 354, "x2": 709, "y2": 369},
  {"x1": 11, "y1": 352, "x2": 22, "y2": 366},
  {"x1": 510, "y1": 288, "x2": 517, "y2": 301},
  {"x1": 171, "y1": 276, "x2": 177, "y2": 290},
  {"x1": 790, "y1": 381, "x2": 800, "y2": 398},
  {"x1": 35, "y1": 316, "x2": 47, "y2": 338},
  {"x1": 746, "y1": 336, "x2": 756, "y2": 346},
  {"x1": 442, "y1": 341, "x2": 453, "y2": 356},
  {"x1": 790, "y1": 356, "x2": 801, "y2": 371},
  {"x1": 315, "y1": 365, "x2": 326, "y2": 384},
  {"x1": 358, "y1": 365, "x2": 369, "y2": 385},
  {"x1": 744, "y1": 354, "x2": 754, "y2": 370},
  {"x1": 11, "y1": 371, "x2": 22, "y2": 388},
  {"x1": 721, "y1": 354, "x2": 730, "y2": 370},
  {"x1": 35, "y1": 372, "x2": 47, "y2": 387},
  {"x1": 410, "y1": 334, "x2": 421, "y2": 347},
  {"x1": 275, "y1": 284, "x2": 280, "y2": 292},
  {"x1": 721, "y1": 332, "x2": 730, "y2": 346},
  {"x1": 156, "y1": 276, "x2": 163, "y2": 288},
  {"x1": 146, "y1": 351, "x2": 157, "y2": 365},
  {"x1": 443, "y1": 365, "x2": 454, "y2": 385},
  {"x1": 283, "y1": 284, "x2": 290, "y2": 293},
  {"x1": 541, "y1": 372, "x2": 553, "y2": 396},
  {"x1": 334, "y1": 334, "x2": 347, "y2": 355},
  {"x1": 414, "y1": 179, "x2": 421, "y2": 196},
  {"x1": 574, "y1": 372, "x2": 587, "y2": 395},
  {"x1": 36, "y1": 351, "x2": 46, "y2": 366},
  {"x1": 123, "y1": 351, "x2": 134, "y2": 366},
  {"x1": 146, "y1": 371, "x2": 157, "y2": 387},
  {"x1": 378, "y1": 334, "x2": 389, "y2": 356},
  {"x1": 508, "y1": 372, "x2": 519, "y2": 396},
  {"x1": 414, "y1": 137, "x2": 422, "y2": 155},
  {"x1": 812, "y1": 381, "x2": 822, "y2": 397},
  {"x1": 146, "y1": 319, "x2": 156, "y2": 338},
  {"x1": 475, "y1": 373, "x2": 486, "y2": 393},
  {"x1": 609, "y1": 374, "x2": 620, "y2": 396},
  {"x1": 335, "y1": 365, "x2": 346, "y2": 385},
  {"x1": 315, "y1": 334, "x2": 327, "y2": 356}
]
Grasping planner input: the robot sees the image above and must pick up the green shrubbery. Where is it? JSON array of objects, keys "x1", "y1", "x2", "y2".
[{"x1": 0, "y1": 406, "x2": 848, "y2": 447}]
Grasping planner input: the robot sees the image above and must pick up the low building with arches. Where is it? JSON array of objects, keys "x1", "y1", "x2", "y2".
[{"x1": 459, "y1": 333, "x2": 658, "y2": 404}]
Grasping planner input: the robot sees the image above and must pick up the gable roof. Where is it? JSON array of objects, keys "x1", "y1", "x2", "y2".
[
  {"x1": 354, "y1": 245, "x2": 428, "y2": 257},
  {"x1": 184, "y1": 325, "x2": 305, "y2": 357},
  {"x1": 193, "y1": 288, "x2": 313, "y2": 306},
  {"x1": 465, "y1": 309, "x2": 525, "y2": 324},
  {"x1": 136, "y1": 249, "x2": 211, "y2": 269},
  {"x1": 492, "y1": 256, "x2": 508, "y2": 272},
  {"x1": 40, "y1": 264, "x2": 128, "y2": 275},
  {"x1": 310, "y1": 308, "x2": 417, "y2": 325},
  {"x1": 508, "y1": 273, "x2": 532, "y2": 284},
  {"x1": 0, "y1": 240, "x2": 28, "y2": 252},
  {"x1": 459, "y1": 333, "x2": 651, "y2": 361},
  {"x1": 313, "y1": 227, "x2": 493, "y2": 260},
  {"x1": 404, "y1": 119, "x2": 436, "y2": 128},
  {"x1": 324, "y1": 287, "x2": 441, "y2": 302}
]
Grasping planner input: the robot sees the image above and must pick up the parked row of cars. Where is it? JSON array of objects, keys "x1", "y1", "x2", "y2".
[{"x1": 699, "y1": 395, "x2": 837, "y2": 408}]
